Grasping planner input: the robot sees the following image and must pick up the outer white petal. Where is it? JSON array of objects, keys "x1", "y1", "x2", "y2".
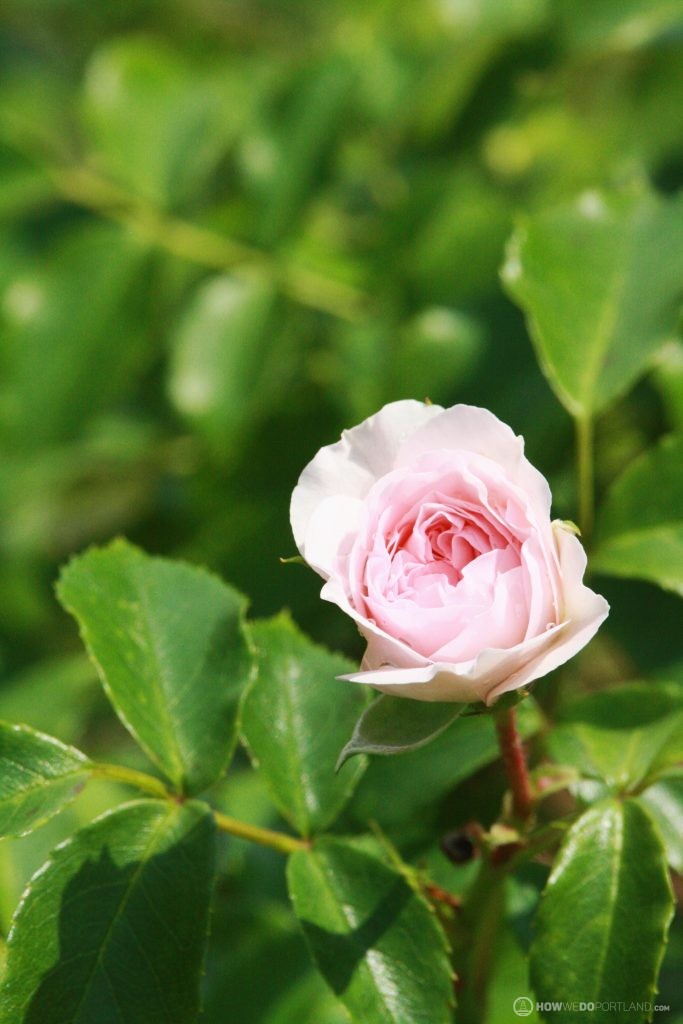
[
  {"x1": 303, "y1": 495, "x2": 364, "y2": 578},
  {"x1": 290, "y1": 400, "x2": 442, "y2": 559},
  {"x1": 397, "y1": 404, "x2": 553, "y2": 525},
  {"x1": 339, "y1": 622, "x2": 569, "y2": 703}
]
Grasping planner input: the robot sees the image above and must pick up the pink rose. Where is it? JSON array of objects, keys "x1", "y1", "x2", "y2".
[{"x1": 291, "y1": 401, "x2": 608, "y2": 705}]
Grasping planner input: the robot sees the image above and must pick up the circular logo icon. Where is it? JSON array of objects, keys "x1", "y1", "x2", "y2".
[{"x1": 513, "y1": 996, "x2": 534, "y2": 1017}]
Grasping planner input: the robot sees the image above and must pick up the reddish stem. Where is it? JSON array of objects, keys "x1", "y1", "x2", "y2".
[
  {"x1": 494, "y1": 707, "x2": 533, "y2": 823},
  {"x1": 424, "y1": 882, "x2": 462, "y2": 912}
]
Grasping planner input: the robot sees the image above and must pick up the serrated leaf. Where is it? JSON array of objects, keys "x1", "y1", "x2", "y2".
[
  {"x1": 0, "y1": 723, "x2": 91, "y2": 838},
  {"x1": 337, "y1": 694, "x2": 464, "y2": 768},
  {"x1": 57, "y1": 539, "x2": 253, "y2": 795},
  {"x1": 638, "y1": 768, "x2": 683, "y2": 873},
  {"x1": 502, "y1": 190, "x2": 683, "y2": 417},
  {"x1": 0, "y1": 799, "x2": 215, "y2": 1024},
  {"x1": 548, "y1": 682, "x2": 683, "y2": 791},
  {"x1": 530, "y1": 799, "x2": 673, "y2": 1023},
  {"x1": 592, "y1": 435, "x2": 683, "y2": 595},
  {"x1": 241, "y1": 615, "x2": 366, "y2": 836},
  {"x1": 287, "y1": 836, "x2": 454, "y2": 1024}
]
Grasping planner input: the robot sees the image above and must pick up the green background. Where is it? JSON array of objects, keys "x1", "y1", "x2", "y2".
[{"x1": 0, "y1": 1, "x2": 682, "y2": 1021}]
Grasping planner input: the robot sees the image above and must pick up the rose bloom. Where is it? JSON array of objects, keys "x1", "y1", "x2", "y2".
[{"x1": 291, "y1": 401, "x2": 608, "y2": 705}]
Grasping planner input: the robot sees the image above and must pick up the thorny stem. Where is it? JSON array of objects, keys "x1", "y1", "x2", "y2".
[
  {"x1": 92, "y1": 762, "x2": 307, "y2": 855},
  {"x1": 494, "y1": 706, "x2": 533, "y2": 823}
]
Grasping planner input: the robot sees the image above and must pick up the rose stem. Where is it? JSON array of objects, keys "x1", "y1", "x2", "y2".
[
  {"x1": 576, "y1": 413, "x2": 594, "y2": 541},
  {"x1": 494, "y1": 706, "x2": 533, "y2": 823}
]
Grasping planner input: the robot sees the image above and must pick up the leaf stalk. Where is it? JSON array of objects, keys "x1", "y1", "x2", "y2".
[{"x1": 91, "y1": 762, "x2": 307, "y2": 854}]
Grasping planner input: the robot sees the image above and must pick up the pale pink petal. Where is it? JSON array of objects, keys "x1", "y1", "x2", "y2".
[
  {"x1": 292, "y1": 401, "x2": 608, "y2": 707},
  {"x1": 484, "y1": 525, "x2": 609, "y2": 704},
  {"x1": 290, "y1": 399, "x2": 440, "y2": 555},
  {"x1": 340, "y1": 622, "x2": 568, "y2": 703},
  {"x1": 320, "y1": 579, "x2": 430, "y2": 670},
  {"x1": 397, "y1": 404, "x2": 553, "y2": 526}
]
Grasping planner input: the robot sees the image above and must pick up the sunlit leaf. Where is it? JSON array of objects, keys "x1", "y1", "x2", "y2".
[
  {"x1": 593, "y1": 435, "x2": 683, "y2": 595},
  {"x1": 57, "y1": 539, "x2": 253, "y2": 795},
  {"x1": 0, "y1": 224, "x2": 148, "y2": 448},
  {"x1": 531, "y1": 799, "x2": 673, "y2": 1023},
  {"x1": 167, "y1": 274, "x2": 283, "y2": 448},
  {"x1": 82, "y1": 37, "x2": 242, "y2": 206},
  {"x1": 0, "y1": 723, "x2": 90, "y2": 838},
  {"x1": 548, "y1": 682, "x2": 683, "y2": 791},
  {"x1": 638, "y1": 768, "x2": 683, "y2": 873},
  {"x1": 287, "y1": 836, "x2": 454, "y2": 1024},
  {"x1": 241, "y1": 615, "x2": 366, "y2": 836},
  {"x1": 0, "y1": 799, "x2": 215, "y2": 1024},
  {"x1": 502, "y1": 189, "x2": 683, "y2": 416}
]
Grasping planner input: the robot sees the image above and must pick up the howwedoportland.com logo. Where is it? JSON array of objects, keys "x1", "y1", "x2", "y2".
[{"x1": 513, "y1": 998, "x2": 670, "y2": 1017}]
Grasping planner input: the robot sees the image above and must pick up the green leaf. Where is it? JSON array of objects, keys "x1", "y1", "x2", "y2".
[
  {"x1": 167, "y1": 274, "x2": 284, "y2": 448},
  {"x1": 81, "y1": 38, "x2": 241, "y2": 207},
  {"x1": 0, "y1": 799, "x2": 215, "y2": 1024},
  {"x1": 0, "y1": 723, "x2": 91, "y2": 838},
  {"x1": 241, "y1": 615, "x2": 366, "y2": 836},
  {"x1": 638, "y1": 768, "x2": 683, "y2": 873},
  {"x1": 414, "y1": 167, "x2": 512, "y2": 304},
  {"x1": 652, "y1": 341, "x2": 683, "y2": 433},
  {"x1": 592, "y1": 434, "x2": 683, "y2": 595},
  {"x1": 530, "y1": 799, "x2": 674, "y2": 1023},
  {"x1": 557, "y1": 0, "x2": 683, "y2": 53},
  {"x1": 258, "y1": 57, "x2": 355, "y2": 244},
  {"x1": 548, "y1": 682, "x2": 683, "y2": 790},
  {"x1": 287, "y1": 836, "x2": 454, "y2": 1024},
  {"x1": 57, "y1": 539, "x2": 253, "y2": 795},
  {"x1": 0, "y1": 224, "x2": 148, "y2": 448},
  {"x1": 502, "y1": 189, "x2": 683, "y2": 417},
  {"x1": 337, "y1": 695, "x2": 464, "y2": 768}
]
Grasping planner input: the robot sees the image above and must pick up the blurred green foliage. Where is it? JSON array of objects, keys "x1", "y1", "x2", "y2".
[{"x1": 1, "y1": 0, "x2": 683, "y2": 1020}]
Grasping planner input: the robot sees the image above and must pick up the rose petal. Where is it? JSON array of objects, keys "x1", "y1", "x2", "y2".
[
  {"x1": 484, "y1": 524, "x2": 609, "y2": 703},
  {"x1": 302, "y1": 495, "x2": 364, "y2": 578},
  {"x1": 339, "y1": 622, "x2": 568, "y2": 703},
  {"x1": 396, "y1": 404, "x2": 553, "y2": 530},
  {"x1": 292, "y1": 402, "x2": 608, "y2": 706},
  {"x1": 290, "y1": 400, "x2": 440, "y2": 556},
  {"x1": 321, "y1": 578, "x2": 430, "y2": 670}
]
